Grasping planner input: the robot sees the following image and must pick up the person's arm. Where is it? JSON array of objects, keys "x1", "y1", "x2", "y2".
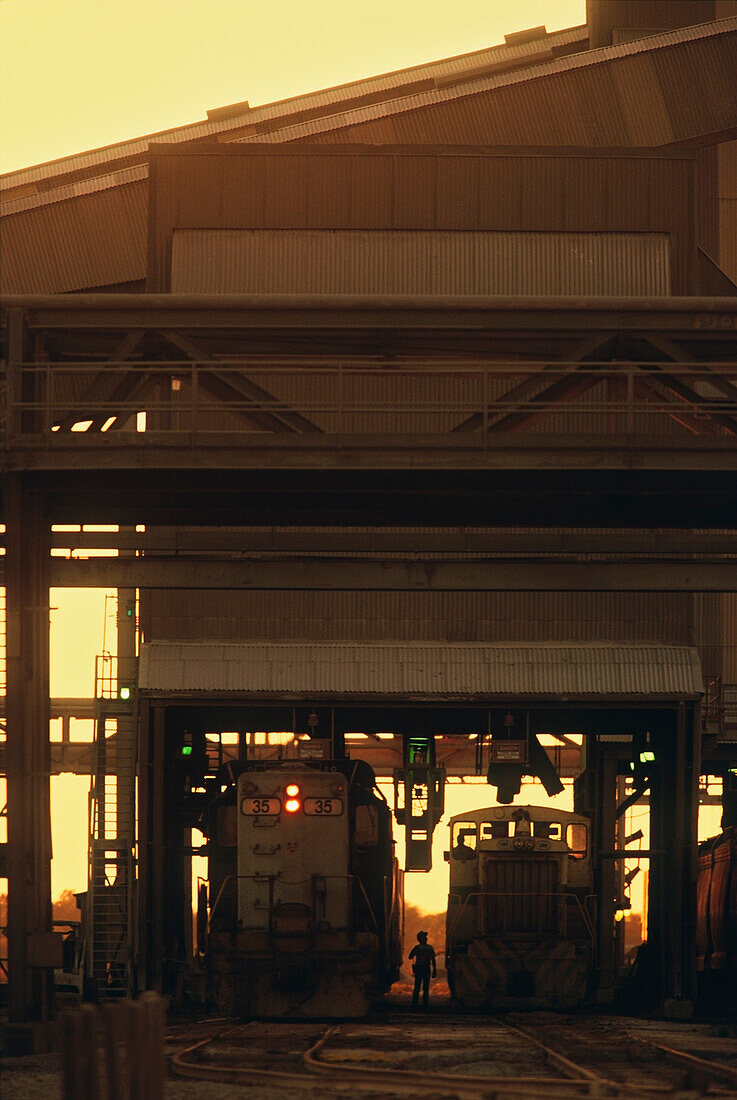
[{"x1": 431, "y1": 947, "x2": 437, "y2": 977}]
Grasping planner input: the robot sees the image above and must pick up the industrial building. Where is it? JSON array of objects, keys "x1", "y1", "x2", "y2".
[{"x1": 2, "y1": 0, "x2": 737, "y2": 1043}]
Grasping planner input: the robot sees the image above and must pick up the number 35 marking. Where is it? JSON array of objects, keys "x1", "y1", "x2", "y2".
[{"x1": 304, "y1": 798, "x2": 343, "y2": 816}]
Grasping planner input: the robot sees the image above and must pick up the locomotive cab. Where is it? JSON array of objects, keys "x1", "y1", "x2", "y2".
[{"x1": 446, "y1": 805, "x2": 595, "y2": 1009}]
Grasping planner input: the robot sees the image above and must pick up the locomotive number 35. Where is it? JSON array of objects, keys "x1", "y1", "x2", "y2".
[
  {"x1": 242, "y1": 797, "x2": 281, "y2": 815},
  {"x1": 304, "y1": 798, "x2": 343, "y2": 815}
]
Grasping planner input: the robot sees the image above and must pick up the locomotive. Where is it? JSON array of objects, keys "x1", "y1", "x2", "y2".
[
  {"x1": 696, "y1": 825, "x2": 737, "y2": 1011},
  {"x1": 198, "y1": 757, "x2": 402, "y2": 1017},
  {"x1": 445, "y1": 804, "x2": 595, "y2": 1009}
]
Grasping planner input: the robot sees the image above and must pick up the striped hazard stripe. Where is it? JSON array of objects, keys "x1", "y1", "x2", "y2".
[{"x1": 451, "y1": 938, "x2": 590, "y2": 1008}]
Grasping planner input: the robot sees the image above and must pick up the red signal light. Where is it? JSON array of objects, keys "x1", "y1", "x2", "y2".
[{"x1": 285, "y1": 798, "x2": 301, "y2": 813}]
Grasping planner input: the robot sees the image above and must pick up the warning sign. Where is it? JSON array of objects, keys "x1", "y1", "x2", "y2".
[{"x1": 489, "y1": 739, "x2": 528, "y2": 763}]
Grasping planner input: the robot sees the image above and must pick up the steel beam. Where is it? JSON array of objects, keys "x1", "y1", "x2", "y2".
[
  {"x1": 4, "y1": 293, "x2": 737, "y2": 337},
  {"x1": 648, "y1": 704, "x2": 700, "y2": 1010},
  {"x1": 31, "y1": 557, "x2": 737, "y2": 590},
  {"x1": 595, "y1": 752, "x2": 618, "y2": 1000},
  {"x1": 4, "y1": 476, "x2": 54, "y2": 1023},
  {"x1": 6, "y1": 432, "x2": 737, "y2": 472},
  {"x1": 39, "y1": 528, "x2": 737, "y2": 554}
]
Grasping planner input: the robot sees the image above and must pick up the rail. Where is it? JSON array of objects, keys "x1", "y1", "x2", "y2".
[
  {"x1": 447, "y1": 890, "x2": 597, "y2": 944},
  {"x1": 5, "y1": 358, "x2": 737, "y2": 445}
]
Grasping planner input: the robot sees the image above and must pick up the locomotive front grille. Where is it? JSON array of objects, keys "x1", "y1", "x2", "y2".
[{"x1": 485, "y1": 857, "x2": 559, "y2": 934}]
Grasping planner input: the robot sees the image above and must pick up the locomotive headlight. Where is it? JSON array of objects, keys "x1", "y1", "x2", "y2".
[
  {"x1": 286, "y1": 784, "x2": 300, "y2": 797},
  {"x1": 285, "y1": 798, "x2": 301, "y2": 813}
]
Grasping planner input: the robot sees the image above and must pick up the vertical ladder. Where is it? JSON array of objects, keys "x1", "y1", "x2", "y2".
[{"x1": 89, "y1": 618, "x2": 137, "y2": 997}]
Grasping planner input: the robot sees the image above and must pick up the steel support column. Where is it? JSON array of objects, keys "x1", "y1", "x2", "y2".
[
  {"x1": 594, "y1": 753, "x2": 618, "y2": 1002},
  {"x1": 649, "y1": 703, "x2": 700, "y2": 1013},
  {"x1": 135, "y1": 698, "x2": 166, "y2": 993},
  {"x1": 4, "y1": 474, "x2": 54, "y2": 1024}
]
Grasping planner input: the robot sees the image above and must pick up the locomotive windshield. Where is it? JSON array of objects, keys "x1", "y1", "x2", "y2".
[
  {"x1": 451, "y1": 822, "x2": 478, "y2": 858},
  {"x1": 450, "y1": 812, "x2": 589, "y2": 857}
]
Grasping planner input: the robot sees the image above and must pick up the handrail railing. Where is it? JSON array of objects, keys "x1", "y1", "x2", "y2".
[
  {"x1": 206, "y1": 872, "x2": 379, "y2": 936},
  {"x1": 4, "y1": 358, "x2": 737, "y2": 444},
  {"x1": 447, "y1": 890, "x2": 596, "y2": 944}
]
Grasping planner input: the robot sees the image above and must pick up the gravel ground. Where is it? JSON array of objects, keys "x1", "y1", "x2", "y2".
[{"x1": 0, "y1": 1052, "x2": 299, "y2": 1100}]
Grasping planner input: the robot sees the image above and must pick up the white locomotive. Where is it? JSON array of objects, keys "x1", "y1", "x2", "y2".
[
  {"x1": 445, "y1": 804, "x2": 595, "y2": 1008},
  {"x1": 200, "y1": 759, "x2": 402, "y2": 1017}
]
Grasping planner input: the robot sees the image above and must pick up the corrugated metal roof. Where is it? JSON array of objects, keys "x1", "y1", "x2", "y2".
[
  {"x1": 171, "y1": 229, "x2": 670, "y2": 296},
  {"x1": 0, "y1": 26, "x2": 587, "y2": 191},
  {"x1": 0, "y1": 178, "x2": 148, "y2": 294},
  {"x1": 233, "y1": 17, "x2": 737, "y2": 147},
  {"x1": 138, "y1": 641, "x2": 703, "y2": 699},
  {"x1": 0, "y1": 164, "x2": 148, "y2": 217}
]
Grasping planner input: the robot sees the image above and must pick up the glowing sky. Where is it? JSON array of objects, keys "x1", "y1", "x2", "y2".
[{"x1": 0, "y1": 0, "x2": 585, "y2": 174}]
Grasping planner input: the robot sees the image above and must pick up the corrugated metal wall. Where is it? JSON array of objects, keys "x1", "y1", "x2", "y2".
[
  {"x1": 144, "y1": 588, "x2": 730, "y2": 690},
  {"x1": 0, "y1": 177, "x2": 148, "y2": 294},
  {"x1": 149, "y1": 149, "x2": 696, "y2": 293},
  {"x1": 587, "y1": 2, "x2": 735, "y2": 49},
  {"x1": 170, "y1": 229, "x2": 670, "y2": 296},
  {"x1": 722, "y1": 595, "x2": 737, "y2": 683},
  {"x1": 719, "y1": 140, "x2": 737, "y2": 283},
  {"x1": 145, "y1": 590, "x2": 694, "y2": 645},
  {"x1": 694, "y1": 593, "x2": 723, "y2": 686}
]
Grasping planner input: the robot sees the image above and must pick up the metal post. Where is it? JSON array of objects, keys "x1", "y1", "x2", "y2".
[
  {"x1": 595, "y1": 752, "x2": 618, "y2": 1001},
  {"x1": 151, "y1": 704, "x2": 165, "y2": 991},
  {"x1": 626, "y1": 362, "x2": 634, "y2": 433},
  {"x1": 135, "y1": 698, "x2": 151, "y2": 995},
  {"x1": 686, "y1": 701, "x2": 701, "y2": 1004},
  {"x1": 4, "y1": 474, "x2": 54, "y2": 1025},
  {"x1": 670, "y1": 703, "x2": 687, "y2": 1001},
  {"x1": 6, "y1": 309, "x2": 24, "y2": 447}
]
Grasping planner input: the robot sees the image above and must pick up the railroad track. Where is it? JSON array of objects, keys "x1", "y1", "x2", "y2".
[{"x1": 169, "y1": 1012, "x2": 737, "y2": 1098}]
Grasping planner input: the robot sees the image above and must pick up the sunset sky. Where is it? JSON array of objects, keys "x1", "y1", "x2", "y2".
[{"x1": 0, "y1": 0, "x2": 585, "y2": 174}]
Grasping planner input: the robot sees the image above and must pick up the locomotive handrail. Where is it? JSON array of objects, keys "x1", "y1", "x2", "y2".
[
  {"x1": 205, "y1": 872, "x2": 379, "y2": 935},
  {"x1": 206, "y1": 874, "x2": 237, "y2": 934},
  {"x1": 446, "y1": 890, "x2": 596, "y2": 944},
  {"x1": 353, "y1": 876, "x2": 380, "y2": 934}
]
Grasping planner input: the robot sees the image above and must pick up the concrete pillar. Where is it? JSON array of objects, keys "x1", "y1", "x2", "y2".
[{"x1": 4, "y1": 474, "x2": 54, "y2": 1024}]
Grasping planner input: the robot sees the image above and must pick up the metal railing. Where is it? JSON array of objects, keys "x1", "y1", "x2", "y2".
[
  {"x1": 447, "y1": 890, "x2": 597, "y2": 944},
  {"x1": 5, "y1": 358, "x2": 737, "y2": 444},
  {"x1": 207, "y1": 872, "x2": 379, "y2": 937}
]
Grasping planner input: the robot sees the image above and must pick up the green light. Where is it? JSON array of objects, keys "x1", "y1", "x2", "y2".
[
  {"x1": 639, "y1": 750, "x2": 656, "y2": 763},
  {"x1": 181, "y1": 746, "x2": 193, "y2": 757},
  {"x1": 119, "y1": 686, "x2": 131, "y2": 701}
]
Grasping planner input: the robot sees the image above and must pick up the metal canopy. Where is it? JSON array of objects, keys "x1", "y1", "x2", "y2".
[{"x1": 138, "y1": 641, "x2": 704, "y2": 701}]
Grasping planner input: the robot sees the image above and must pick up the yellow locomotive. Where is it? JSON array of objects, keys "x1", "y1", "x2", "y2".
[{"x1": 445, "y1": 804, "x2": 595, "y2": 1008}]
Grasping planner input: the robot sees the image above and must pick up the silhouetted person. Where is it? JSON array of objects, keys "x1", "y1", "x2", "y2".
[
  {"x1": 452, "y1": 829, "x2": 476, "y2": 860},
  {"x1": 409, "y1": 930, "x2": 436, "y2": 1009}
]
